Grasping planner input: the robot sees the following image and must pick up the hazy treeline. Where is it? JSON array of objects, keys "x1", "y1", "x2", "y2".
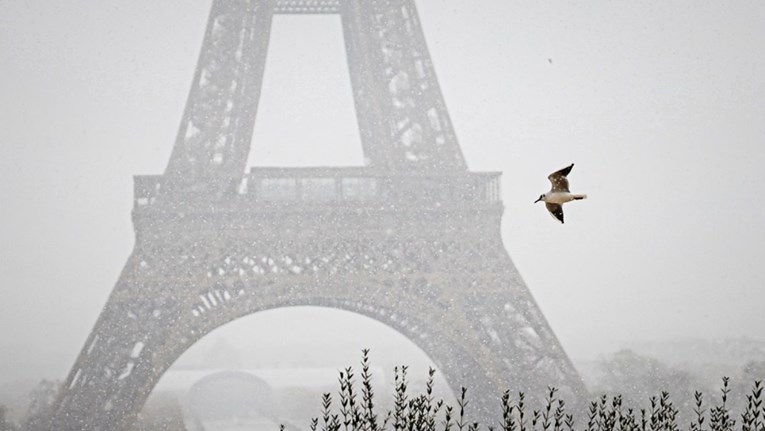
[{"x1": 1, "y1": 349, "x2": 764, "y2": 431}]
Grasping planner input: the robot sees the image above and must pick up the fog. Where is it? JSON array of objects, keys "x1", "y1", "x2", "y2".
[{"x1": 1, "y1": 0, "x2": 765, "y2": 428}]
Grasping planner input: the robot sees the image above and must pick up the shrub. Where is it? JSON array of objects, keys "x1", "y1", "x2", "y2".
[{"x1": 295, "y1": 351, "x2": 765, "y2": 431}]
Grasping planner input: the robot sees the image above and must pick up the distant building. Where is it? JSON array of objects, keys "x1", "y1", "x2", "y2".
[{"x1": 147, "y1": 366, "x2": 387, "y2": 430}]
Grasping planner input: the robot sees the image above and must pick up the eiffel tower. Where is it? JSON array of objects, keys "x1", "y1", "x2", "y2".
[{"x1": 48, "y1": 1, "x2": 585, "y2": 429}]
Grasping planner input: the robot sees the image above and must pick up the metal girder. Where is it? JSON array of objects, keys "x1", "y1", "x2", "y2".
[
  {"x1": 163, "y1": 0, "x2": 275, "y2": 197},
  {"x1": 275, "y1": 0, "x2": 340, "y2": 14},
  {"x1": 348, "y1": 0, "x2": 467, "y2": 171}
]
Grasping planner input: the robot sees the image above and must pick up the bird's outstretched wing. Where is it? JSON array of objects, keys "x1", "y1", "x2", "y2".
[
  {"x1": 545, "y1": 203, "x2": 564, "y2": 224},
  {"x1": 548, "y1": 163, "x2": 574, "y2": 192}
]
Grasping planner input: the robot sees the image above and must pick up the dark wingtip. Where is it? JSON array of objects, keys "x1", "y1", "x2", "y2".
[{"x1": 559, "y1": 163, "x2": 575, "y2": 177}]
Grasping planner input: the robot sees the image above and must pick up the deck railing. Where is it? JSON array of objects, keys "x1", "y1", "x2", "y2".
[{"x1": 134, "y1": 168, "x2": 502, "y2": 210}]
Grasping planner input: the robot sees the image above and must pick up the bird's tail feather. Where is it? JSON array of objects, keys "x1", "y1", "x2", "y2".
[{"x1": 573, "y1": 194, "x2": 587, "y2": 200}]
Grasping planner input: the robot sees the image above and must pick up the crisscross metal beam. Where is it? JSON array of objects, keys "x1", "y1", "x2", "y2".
[{"x1": 275, "y1": 0, "x2": 340, "y2": 14}]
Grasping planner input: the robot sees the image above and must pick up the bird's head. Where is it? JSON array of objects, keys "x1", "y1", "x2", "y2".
[{"x1": 534, "y1": 194, "x2": 545, "y2": 204}]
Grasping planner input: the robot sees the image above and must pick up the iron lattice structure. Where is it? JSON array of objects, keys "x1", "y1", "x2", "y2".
[{"x1": 48, "y1": 0, "x2": 586, "y2": 429}]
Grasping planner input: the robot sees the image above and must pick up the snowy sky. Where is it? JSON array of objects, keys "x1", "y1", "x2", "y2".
[{"x1": 1, "y1": 0, "x2": 765, "y2": 385}]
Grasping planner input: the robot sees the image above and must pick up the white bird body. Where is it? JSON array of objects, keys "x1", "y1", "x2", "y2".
[
  {"x1": 534, "y1": 164, "x2": 587, "y2": 223},
  {"x1": 541, "y1": 191, "x2": 587, "y2": 205}
]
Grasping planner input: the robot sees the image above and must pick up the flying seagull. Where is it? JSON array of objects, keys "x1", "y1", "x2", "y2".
[{"x1": 534, "y1": 163, "x2": 587, "y2": 224}]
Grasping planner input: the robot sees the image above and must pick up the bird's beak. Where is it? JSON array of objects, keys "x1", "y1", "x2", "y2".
[{"x1": 534, "y1": 197, "x2": 542, "y2": 203}]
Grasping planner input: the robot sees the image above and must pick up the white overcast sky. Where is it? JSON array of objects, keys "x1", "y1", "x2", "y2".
[{"x1": 1, "y1": 0, "x2": 764, "y2": 384}]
